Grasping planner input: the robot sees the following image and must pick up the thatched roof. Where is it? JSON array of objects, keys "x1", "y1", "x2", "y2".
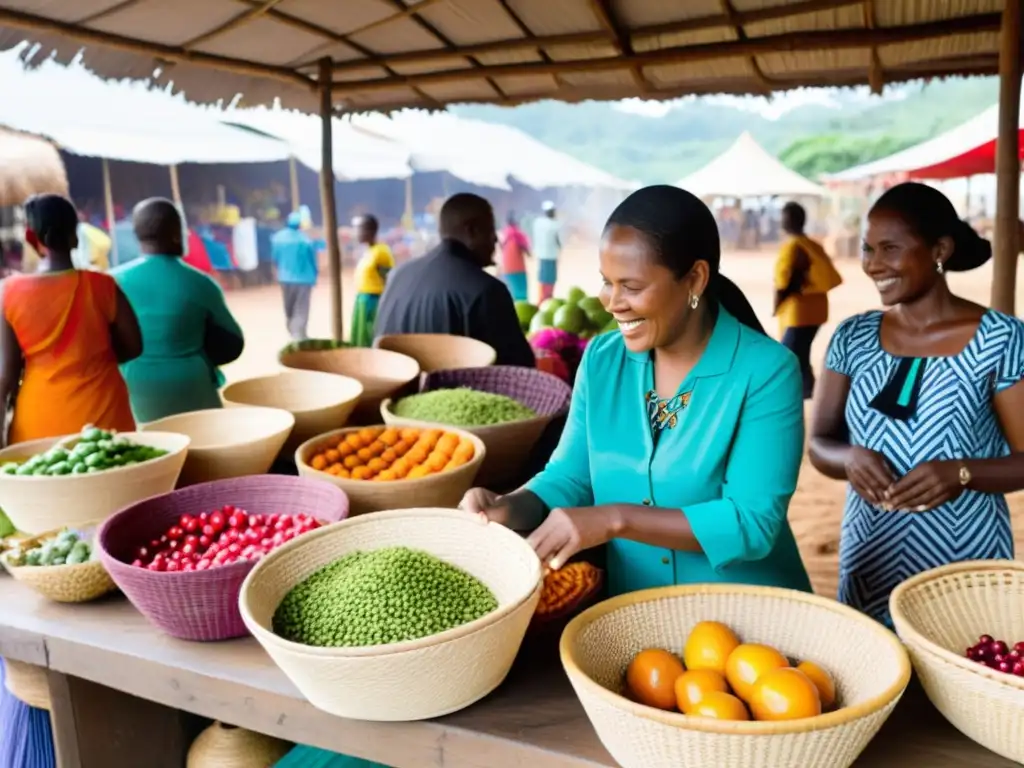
[
  {"x1": 0, "y1": 0, "x2": 1006, "y2": 114},
  {"x1": 0, "y1": 127, "x2": 68, "y2": 207}
]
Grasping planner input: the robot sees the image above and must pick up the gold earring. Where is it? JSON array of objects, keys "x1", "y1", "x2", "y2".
[
  {"x1": 689, "y1": 293, "x2": 700, "y2": 309},
  {"x1": 936, "y1": 260, "x2": 944, "y2": 274}
]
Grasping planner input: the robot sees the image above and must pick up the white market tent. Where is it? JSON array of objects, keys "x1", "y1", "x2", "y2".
[
  {"x1": 0, "y1": 52, "x2": 291, "y2": 165},
  {"x1": 674, "y1": 131, "x2": 826, "y2": 198},
  {"x1": 826, "y1": 99, "x2": 1024, "y2": 182},
  {"x1": 221, "y1": 108, "x2": 412, "y2": 182},
  {"x1": 352, "y1": 111, "x2": 636, "y2": 192}
]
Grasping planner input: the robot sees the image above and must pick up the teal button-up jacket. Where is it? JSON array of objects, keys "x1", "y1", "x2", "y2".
[{"x1": 526, "y1": 308, "x2": 812, "y2": 597}]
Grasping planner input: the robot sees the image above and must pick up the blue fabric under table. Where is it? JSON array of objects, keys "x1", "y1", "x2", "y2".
[{"x1": 0, "y1": 660, "x2": 56, "y2": 768}]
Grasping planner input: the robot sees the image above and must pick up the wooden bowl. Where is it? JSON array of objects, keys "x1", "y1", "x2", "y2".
[
  {"x1": 221, "y1": 371, "x2": 363, "y2": 455},
  {"x1": 374, "y1": 333, "x2": 496, "y2": 372},
  {"x1": 141, "y1": 407, "x2": 295, "y2": 487},
  {"x1": 279, "y1": 347, "x2": 420, "y2": 426}
]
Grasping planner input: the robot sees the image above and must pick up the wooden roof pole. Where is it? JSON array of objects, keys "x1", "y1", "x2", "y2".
[
  {"x1": 318, "y1": 59, "x2": 343, "y2": 342},
  {"x1": 991, "y1": 0, "x2": 1021, "y2": 315}
]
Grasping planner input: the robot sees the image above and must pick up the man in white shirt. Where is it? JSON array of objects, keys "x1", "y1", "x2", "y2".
[{"x1": 532, "y1": 200, "x2": 561, "y2": 302}]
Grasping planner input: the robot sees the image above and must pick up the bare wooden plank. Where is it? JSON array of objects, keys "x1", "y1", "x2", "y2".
[{"x1": 48, "y1": 670, "x2": 205, "y2": 768}]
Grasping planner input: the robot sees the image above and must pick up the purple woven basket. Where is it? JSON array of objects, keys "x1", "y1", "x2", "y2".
[
  {"x1": 97, "y1": 475, "x2": 349, "y2": 642},
  {"x1": 420, "y1": 365, "x2": 572, "y2": 416}
]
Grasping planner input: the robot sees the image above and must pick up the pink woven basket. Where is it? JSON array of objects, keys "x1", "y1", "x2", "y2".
[{"x1": 97, "y1": 475, "x2": 349, "y2": 642}]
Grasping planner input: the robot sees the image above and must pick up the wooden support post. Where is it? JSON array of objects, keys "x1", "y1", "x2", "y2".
[
  {"x1": 403, "y1": 175, "x2": 414, "y2": 229},
  {"x1": 169, "y1": 164, "x2": 182, "y2": 208},
  {"x1": 319, "y1": 59, "x2": 344, "y2": 341},
  {"x1": 101, "y1": 158, "x2": 118, "y2": 265},
  {"x1": 289, "y1": 155, "x2": 301, "y2": 213},
  {"x1": 990, "y1": 1, "x2": 1021, "y2": 314}
]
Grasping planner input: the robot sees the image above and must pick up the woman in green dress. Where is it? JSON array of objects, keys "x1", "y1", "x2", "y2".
[
  {"x1": 111, "y1": 198, "x2": 244, "y2": 423},
  {"x1": 272, "y1": 185, "x2": 809, "y2": 768}
]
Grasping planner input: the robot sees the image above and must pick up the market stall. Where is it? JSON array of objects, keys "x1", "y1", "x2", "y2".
[
  {"x1": 0, "y1": 582, "x2": 1018, "y2": 768},
  {"x1": 1, "y1": 0, "x2": 1016, "y2": 322}
]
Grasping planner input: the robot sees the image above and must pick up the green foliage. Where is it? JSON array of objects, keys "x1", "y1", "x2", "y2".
[
  {"x1": 452, "y1": 78, "x2": 999, "y2": 183},
  {"x1": 777, "y1": 134, "x2": 920, "y2": 177}
]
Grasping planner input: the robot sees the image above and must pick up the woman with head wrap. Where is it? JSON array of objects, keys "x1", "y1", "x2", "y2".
[
  {"x1": 0, "y1": 194, "x2": 140, "y2": 448},
  {"x1": 461, "y1": 185, "x2": 812, "y2": 595},
  {"x1": 809, "y1": 182, "x2": 1024, "y2": 627}
]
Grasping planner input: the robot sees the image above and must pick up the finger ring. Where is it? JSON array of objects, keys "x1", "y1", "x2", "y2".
[{"x1": 915, "y1": 505, "x2": 928, "y2": 512}]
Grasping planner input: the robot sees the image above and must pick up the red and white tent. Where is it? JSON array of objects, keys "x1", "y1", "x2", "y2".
[{"x1": 826, "y1": 101, "x2": 1024, "y2": 185}]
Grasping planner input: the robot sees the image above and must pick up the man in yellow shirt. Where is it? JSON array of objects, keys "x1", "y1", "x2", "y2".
[
  {"x1": 774, "y1": 202, "x2": 842, "y2": 400},
  {"x1": 351, "y1": 214, "x2": 395, "y2": 346}
]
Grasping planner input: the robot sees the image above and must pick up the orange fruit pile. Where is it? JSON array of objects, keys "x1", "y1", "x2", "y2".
[
  {"x1": 623, "y1": 620, "x2": 837, "y2": 722},
  {"x1": 305, "y1": 426, "x2": 475, "y2": 482}
]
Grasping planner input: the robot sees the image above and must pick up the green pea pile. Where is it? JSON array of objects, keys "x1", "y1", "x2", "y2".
[
  {"x1": 272, "y1": 546, "x2": 498, "y2": 648},
  {"x1": 1, "y1": 426, "x2": 168, "y2": 477},
  {"x1": 393, "y1": 388, "x2": 536, "y2": 427}
]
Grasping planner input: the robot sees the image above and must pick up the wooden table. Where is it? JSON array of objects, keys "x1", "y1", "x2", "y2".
[{"x1": 0, "y1": 580, "x2": 1016, "y2": 768}]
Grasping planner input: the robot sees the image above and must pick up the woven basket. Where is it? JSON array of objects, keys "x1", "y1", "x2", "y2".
[
  {"x1": 294, "y1": 425, "x2": 486, "y2": 517},
  {"x1": 220, "y1": 371, "x2": 363, "y2": 455},
  {"x1": 97, "y1": 475, "x2": 349, "y2": 641},
  {"x1": 889, "y1": 560, "x2": 1024, "y2": 763},
  {"x1": 186, "y1": 721, "x2": 291, "y2": 768},
  {"x1": 279, "y1": 347, "x2": 420, "y2": 426},
  {"x1": 0, "y1": 432, "x2": 190, "y2": 535},
  {"x1": 141, "y1": 407, "x2": 295, "y2": 487},
  {"x1": 1, "y1": 524, "x2": 116, "y2": 603},
  {"x1": 381, "y1": 365, "x2": 571, "y2": 487},
  {"x1": 239, "y1": 508, "x2": 543, "y2": 721},
  {"x1": 561, "y1": 584, "x2": 911, "y2": 768},
  {"x1": 3, "y1": 660, "x2": 50, "y2": 711},
  {"x1": 374, "y1": 333, "x2": 496, "y2": 372}
]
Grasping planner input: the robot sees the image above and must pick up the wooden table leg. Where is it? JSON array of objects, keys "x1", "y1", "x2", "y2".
[{"x1": 47, "y1": 670, "x2": 207, "y2": 768}]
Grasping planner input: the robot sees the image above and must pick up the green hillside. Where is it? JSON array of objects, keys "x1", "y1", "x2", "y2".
[{"x1": 452, "y1": 78, "x2": 999, "y2": 183}]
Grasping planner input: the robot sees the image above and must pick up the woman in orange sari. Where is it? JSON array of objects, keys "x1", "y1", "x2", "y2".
[
  {"x1": 0, "y1": 194, "x2": 141, "y2": 768},
  {"x1": 0, "y1": 194, "x2": 141, "y2": 447}
]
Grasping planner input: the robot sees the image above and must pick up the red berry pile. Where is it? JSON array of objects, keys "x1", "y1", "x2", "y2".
[
  {"x1": 129, "y1": 506, "x2": 322, "y2": 573},
  {"x1": 965, "y1": 634, "x2": 1024, "y2": 677}
]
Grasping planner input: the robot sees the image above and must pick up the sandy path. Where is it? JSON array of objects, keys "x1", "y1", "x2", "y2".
[{"x1": 221, "y1": 245, "x2": 1024, "y2": 598}]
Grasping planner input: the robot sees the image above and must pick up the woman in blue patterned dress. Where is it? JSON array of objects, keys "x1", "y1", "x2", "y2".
[{"x1": 809, "y1": 182, "x2": 1024, "y2": 627}]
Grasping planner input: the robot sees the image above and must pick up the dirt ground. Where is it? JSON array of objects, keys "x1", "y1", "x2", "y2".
[{"x1": 220, "y1": 245, "x2": 1024, "y2": 599}]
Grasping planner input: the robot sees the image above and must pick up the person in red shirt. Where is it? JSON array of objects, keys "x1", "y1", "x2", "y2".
[{"x1": 499, "y1": 211, "x2": 530, "y2": 302}]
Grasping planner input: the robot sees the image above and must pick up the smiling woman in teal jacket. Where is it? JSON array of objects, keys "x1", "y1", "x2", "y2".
[
  {"x1": 462, "y1": 185, "x2": 812, "y2": 594},
  {"x1": 271, "y1": 186, "x2": 810, "y2": 768}
]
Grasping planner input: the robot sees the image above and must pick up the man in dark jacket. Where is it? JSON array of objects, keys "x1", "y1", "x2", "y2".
[{"x1": 374, "y1": 193, "x2": 535, "y2": 368}]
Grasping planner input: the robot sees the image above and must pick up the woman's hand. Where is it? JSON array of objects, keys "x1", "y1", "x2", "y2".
[
  {"x1": 459, "y1": 487, "x2": 514, "y2": 526},
  {"x1": 844, "y1": 446, "x2": 897, "y2": 506},
  {"x1": 527, "y1": 506, "x2": 619, "y2": 570},
  {"x1": 883, "y1": 460, "x2": 965, "y2": 512}
]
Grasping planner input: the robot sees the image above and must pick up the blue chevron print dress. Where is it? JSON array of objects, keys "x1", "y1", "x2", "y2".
[{"x1": 827, "y1": 309, "x2": 1023, "y2": 627}]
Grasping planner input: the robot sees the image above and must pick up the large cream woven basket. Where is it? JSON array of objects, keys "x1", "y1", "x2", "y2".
[
  {"x1": 239, "y1": 508, "x2": 543, "y2": 721},
  {"x1": 560, "y1": 584, "x2": 912, "y2": 768},
  {"x1": 889, "y1": 559, "x2": 1024, "y2": 763},
  {"x1": 0, "y1": 432, "x2": 190, "y2": 534}
]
